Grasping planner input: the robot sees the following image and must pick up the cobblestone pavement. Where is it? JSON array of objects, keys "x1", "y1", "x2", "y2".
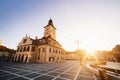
[{"x1": 0, "y1": 60, "x2": 100, "y2": 80}]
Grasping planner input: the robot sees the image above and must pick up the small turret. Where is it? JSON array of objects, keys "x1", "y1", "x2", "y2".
[{"x1": 48, "y1": 19, "x2": 53, "y2": 25}]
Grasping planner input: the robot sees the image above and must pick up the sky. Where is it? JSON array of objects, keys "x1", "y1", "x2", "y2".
[{"x1": 0, "y1": 0, "x2": 120, "y2": 51}]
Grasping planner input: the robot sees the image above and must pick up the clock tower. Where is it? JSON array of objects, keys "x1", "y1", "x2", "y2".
[{"x1": 44, "y1": 19, "x2": 56, "y2": 40}]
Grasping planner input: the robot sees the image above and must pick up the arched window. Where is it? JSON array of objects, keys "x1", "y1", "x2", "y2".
[
  {"x1": 27, "y1": 46, "x2": 30, "y2": 51},
  {"x1": 25, "y1": 57, "x2": 28, "y2": 62},
  {"x1": 20, "y1": 47, "x2": 22, "y2": 52},
  {"x1": 18, "y1": 55, "x2": 21, "y2": 62},
  {"x1": 15, "y1": 55, "x2": 17, "y2": 61},
  {"x1": 23, "y1": 47, "x2": 26, "y2": 52},
  {"x1": 21, "y1": 55, "x2": 24, "y2": 62}
]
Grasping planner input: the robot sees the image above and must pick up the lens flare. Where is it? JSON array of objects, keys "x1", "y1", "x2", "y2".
[{"x1": 81, "y1": 50, "x2": 99, "y2": 64}]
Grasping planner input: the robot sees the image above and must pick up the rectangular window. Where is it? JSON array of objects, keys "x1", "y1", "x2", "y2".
[
  {"x1": 32, "y1": 47, "x2": 35, "y2": 51},
  {"x1": 38, "y1": 48, "x2": 41, "y2": 53},
  {"x1": 42, "y1": 48, "x2": 45, "y2": 52},
  {"x1": 49, "y1": 48, "x2": 51, "y2": 53},
  {"x1": 53, "y1": 49, "x2": 54, "y2": 53}
]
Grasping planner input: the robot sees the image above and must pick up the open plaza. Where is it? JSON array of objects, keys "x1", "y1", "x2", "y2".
[{"x1": 0, "y1": 60, "x2": 100, "y2": 80}]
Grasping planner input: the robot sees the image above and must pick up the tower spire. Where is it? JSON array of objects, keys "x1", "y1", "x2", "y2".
[{"x1": 48, "y1": 18, "x2": 53, "y2": 25}]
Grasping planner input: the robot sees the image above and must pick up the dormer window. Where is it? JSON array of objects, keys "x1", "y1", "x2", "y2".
[{"x1": 23, "y1": 39, "x2": 27, "y2": 43}]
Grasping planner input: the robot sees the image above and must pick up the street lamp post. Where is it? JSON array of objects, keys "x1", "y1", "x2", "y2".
[{"x1": 75, "y1": 40, "x2": 82, "y2": 65}]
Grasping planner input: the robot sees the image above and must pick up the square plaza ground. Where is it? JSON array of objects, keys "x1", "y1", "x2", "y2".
[{"x1": 0, "y1": 60, "x2": 100, "y2": 80}]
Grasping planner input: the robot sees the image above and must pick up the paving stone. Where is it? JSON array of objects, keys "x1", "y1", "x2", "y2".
[
  {"x1": 76, "y1": 76, "x2": 95, "y2": 80},
  {"x1": 16, "y1": 71, "x2": 30, "y2": 75},
  {"x1": 0, "y1": 72, "x2": 9, "y2": 77},
  {"x1": 59, "y1": 73, "x2": 76, "y2": 80},
  {"x1": 1, "y1": 67, "x2": 11, "y2": 71},
  {"x1": 25, "y1": 73, "x2": 41, "y2": 78},
  {"x1": 37, "y1": 70, "x2": 49, "y2": 74},
  {"x1": 8, "y1": 69, "x2": 21, "y2": 73},
  {"x1": 10, "y1": 77, "x2": 29, "y2": 80},
  {"x1": 79, "y1": 72, "x2": 93, "y2": 76},
  {"x1": 47, "y1": 72, "x2": 60, "y2": 76},
  {"x1": 34, "y1": 75, "x2": 54, "y2": 80},
  {"x1": 55, "y1": 77, "x2": 69, "y2": 80},
  {"x1": 66, "y1": 70, "x2": 78, "y2": 74},
  {"x1": 0, "y1": 71, "x2": 7, "y2": 75},
  {"x1": 46, "y1": 68, "x2": 54, "y2": 71},
  {"x1": 55, "y1": 70, "x2": 65, "y2": 73},
  {"x1": 70, "y1": 68, "x2": 80, "y2": 71},
  {"x1": 0, "y1": 74, "x2": 17, "y2": 80}
]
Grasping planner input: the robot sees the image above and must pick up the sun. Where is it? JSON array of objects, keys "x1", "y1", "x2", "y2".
[
  {"x1": 81, "y1": 46, "x2": 99, "y2": 64},
  {"x1": 79, "y1": 41, "x2": 100, "y2": 64},
  {"x1": 81, "y1": 43, "x2": 95, "y2": 54},
  {"x1": 85, "y1": 47, "x2": 95, "y2": 54},
  {"x1": 80, "y1": 40, "x2": 97, "y2": 54}
]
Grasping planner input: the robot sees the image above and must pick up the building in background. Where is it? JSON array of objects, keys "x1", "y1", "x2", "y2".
[
  {"x1": 94, "y1": 44, "x2": 120, "y2": 62},
  {"x1": 65, "y1": 49, "x2": 85, "y2": 60},
  {"x1": 0, "y1": 45, "x2": 15, "y2": 61},
  {"x1": 12, "y1": 19, "x2": 65, "y2": 63},
  {"x1": 65, "y1": 51, "x2": 79, "y2": 60}
]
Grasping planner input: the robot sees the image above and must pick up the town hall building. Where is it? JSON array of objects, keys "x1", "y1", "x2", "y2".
[{"x1": 12, "y1": 19, "x2": 65, "y2": 63}]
